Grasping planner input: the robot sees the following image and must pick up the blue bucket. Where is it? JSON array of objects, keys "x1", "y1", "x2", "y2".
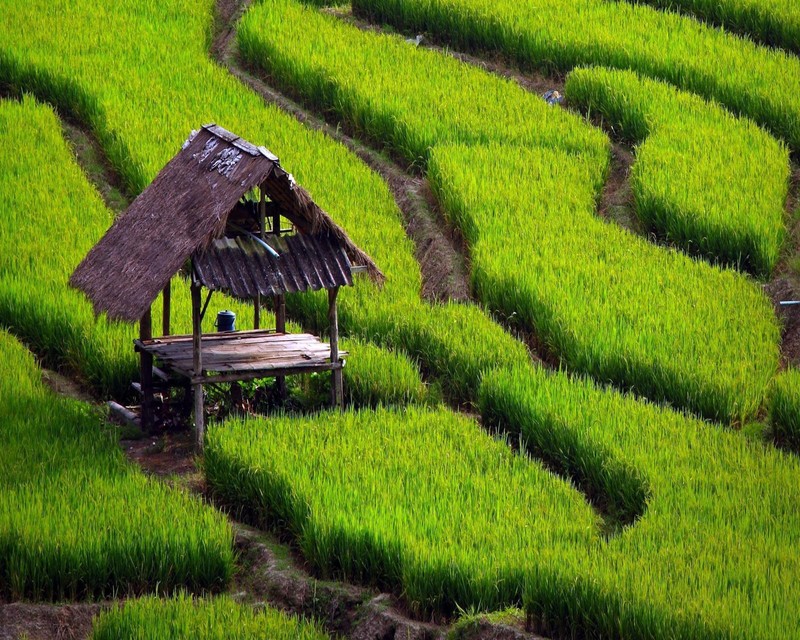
[{"x1": 215, "y1": 310, "x2": 236, "y2": 332}]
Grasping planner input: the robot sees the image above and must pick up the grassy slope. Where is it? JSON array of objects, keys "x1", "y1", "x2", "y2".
[
  {"x1": 239, "y1": 0, "x2": 779, "y2": 422},
  {"x1": 622, "y1": 0, "x2": 800, "y2": 54},
  {"x1": 352, "y1": 0, "x2": 800, "y2": 151},
  {"x1": 565, "y1": 66, "x2": 789, "y2": 278},
  {"x1": 2, "y1": 0, "x2": 800, "y2": 637},
  {"x1": 0, "y1": 323, "x2": 234, "y2": 599}
]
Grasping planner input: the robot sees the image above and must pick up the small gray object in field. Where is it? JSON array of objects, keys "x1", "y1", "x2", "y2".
[
  {"x1": 406, "y1": 34, "x2": 424, "y2": 46},
  {"x1": 543, "y1": 90, "x2": 564, "y2": 105}
]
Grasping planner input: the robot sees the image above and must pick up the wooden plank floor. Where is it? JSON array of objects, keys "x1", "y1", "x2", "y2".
[{"x1": 137, "y1": 331, "x2": 346, "y2": 377}]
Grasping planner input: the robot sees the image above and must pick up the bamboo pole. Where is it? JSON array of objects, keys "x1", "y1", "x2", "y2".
[
  {"x1": 191, "y1": 277, "x2": 205, "y2": 450},
  {"x1": 139, "y1": 306, "x2": 154, "y2": 432},
  {"x1": 328, "y1": 287, "x2": 343, "y2": 408}
]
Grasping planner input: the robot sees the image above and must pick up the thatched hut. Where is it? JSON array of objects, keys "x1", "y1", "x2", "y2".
[{"x1": 71, "y1": 124, "x2": 383, "y2": 448}]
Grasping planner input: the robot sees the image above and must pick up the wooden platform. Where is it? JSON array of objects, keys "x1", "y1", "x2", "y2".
[{"x1": 135, "y1": 330, "x2": 346, "y2": 384}]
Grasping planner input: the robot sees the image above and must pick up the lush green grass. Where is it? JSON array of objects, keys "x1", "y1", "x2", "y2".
[
  {"x1": 4, "y1": 2, "x2": 800, "y2": 637},
  {"x1": 0, "y1": 95, "x2": 276, "y2": 397},
  {"x1": 238, "y1": 0, "x2": 609, "y2": 174},
  {"x1": 206, "y1": 390, "x2": 800, "y2": 637},
  {"x1": 0, "y1": 330, "x2": 234, "y2": 600},
  {"x1": 0, "y1": 0, "x2": 532, "y2": 405},
  {"x1": 204, "y1": 407, "x2": 600, "y2": 616},
  {"x1": 340, "y1": 338, "x2": 431, "y2": 406},
  {"x1": 238, "y1": 0, "x2": 780, "y2": 422},
  {"x1": 566, "y1": 66, "x2": 790, "y2": 277},
  {"x1": 624, "y1": 0, "x2": 800, "y2": 53},
  {"x1": 431, "y1": 142, "x2": 779, "y2": 422},
  {"x1": 352, "y1": 0, "x2": 800, "y2": 152},
  {"x1": 770, "y1": 368, "x2": 800, "y2": 450},
  {"x1": 91, "y1": 594, "x2": 328, "y2": 639}
]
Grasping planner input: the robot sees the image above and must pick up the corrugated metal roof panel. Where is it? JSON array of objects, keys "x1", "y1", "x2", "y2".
[{"x1": 194, "y1": 232, "x2": 353, "y2": 298}]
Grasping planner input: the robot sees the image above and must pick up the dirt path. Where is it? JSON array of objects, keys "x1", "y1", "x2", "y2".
[
  {"x1": 61, "y1": 118, "x2": 130, "y2": 216},
  {"x1": 766, "y1": 163, "x2": 800, "y2": 367}
]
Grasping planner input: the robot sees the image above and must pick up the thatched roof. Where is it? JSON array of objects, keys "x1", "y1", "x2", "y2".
[{"x1": 70, "y1": 124, "x2": 383, "y2": 322}]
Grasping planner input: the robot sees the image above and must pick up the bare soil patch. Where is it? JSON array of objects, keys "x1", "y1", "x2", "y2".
[
  {"x1": 61, "y1": 118, "x2": 129, "y2": 216},
  {"x1": 41, "y1": 368, "x2": 96, "y2": 404},
  {"x1": 122, "y1": 430, "x2": 199, "y2": 479},
  {"x1": 0, "y1": 602, "x2": 105, "y2": 640}
]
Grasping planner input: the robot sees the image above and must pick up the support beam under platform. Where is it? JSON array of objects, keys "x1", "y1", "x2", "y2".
[{"x1": 191, "y1": 279, "x2": 204, "y2": 450}]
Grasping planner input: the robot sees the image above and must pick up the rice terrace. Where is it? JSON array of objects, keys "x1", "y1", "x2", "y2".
[{"x1": 1, "y1": 0, "x2": 800, "y2": 637}]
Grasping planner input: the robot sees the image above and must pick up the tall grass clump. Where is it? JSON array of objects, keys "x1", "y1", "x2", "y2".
[
  {"x1": 770, "y1": 368, "x2": 800, "y2": 450},
  {"x1": 566, "y1": 66, "x2": 790, "y2": 277},
  {"x1": 204, "y1": 407, "x2": 600, "y2": 616},
  {"x1": 0, "y1": 331, "x2": 234, "y2": 600},
  {"x1": 352, "y1": 0, "x2": 800, "y2": 151},
  {"x1": 340, "y1": 339, "x2": 430, "y2": 406},
  {"x1": 91, "y1": 594, "x2": 329, "y2": 639},
  {"x1": 623, "y1": 0, "x2": 800, "y2": 54}
]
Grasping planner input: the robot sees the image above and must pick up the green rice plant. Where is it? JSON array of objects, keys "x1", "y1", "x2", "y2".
[
  {"x1": 236, "y1": 0, "x2": 780, "y2": 421},
  {"x1": 0, "y1": 330, "x2": 234, "y2": 600},
  {"x1": 237, "y1": 0, "x2": 609, "y2": 177},
  {"x1": 205, "y1": 389, "x2": 800, "y2": 637},
  {"x1": 352, "y1": 0, "x2": 800, "y2": 152},
  {"x1": 91, "y1": 594, "x2": 329, "y2": 639},
  {"x1": 430, "y1": 143, "x2": 779, "y2": 421},
  {"x1": 566, "y1": 66, "x2": 790, "y2": 277},
  {"x1": 340, "y1": 338, "x2": 431, "y2": 406},
  {"x1": 623, "y1": 0, "x2": 800, "y2": 53},
  {"x1": 769, "y1": 368, "x2": 800, "y2": 450},
  {"x1": 204, "y1": 407, "x2": 600, "y2": 616},
  {"x1": 5, "y1": 2, "x2": 799, "y2": 636},
  {"x1": 479, "y1": 364, "x2": 800, "y2": 638}
]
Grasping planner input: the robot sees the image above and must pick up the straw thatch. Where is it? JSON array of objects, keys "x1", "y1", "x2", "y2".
[{"x1": 70, "y1": 124, "x2": 383, "y2": 322}]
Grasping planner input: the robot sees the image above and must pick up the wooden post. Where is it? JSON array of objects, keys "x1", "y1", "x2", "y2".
[
  {"x1": 162, "y1": 280, "x2": 171, "y2": 337},
  {"x1": 328, "y1": 287, "x2": 343, "y2": 408},
  {"x1": 275, "y1": 294, "x2": 287, "y2": 399},
  {"x1": 139, "y1": 306, "x2": 154, "y2": 432},
  {"x1": 255, "y1": 185, "x2": 266, "y2": 329},
  {"x1": 191, "y1": 277, "x2": 205, "y2": 450},
  {"x1": 272, "y1": 204, "x2": 280, "y2": 236}
]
